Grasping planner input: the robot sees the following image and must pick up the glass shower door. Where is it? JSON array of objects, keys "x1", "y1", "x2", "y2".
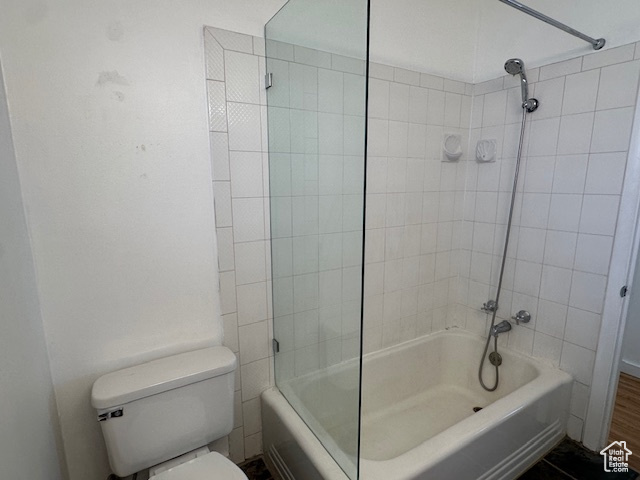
[{"x1": 266, "y1": 1, "x2": 369, "y2": 478}]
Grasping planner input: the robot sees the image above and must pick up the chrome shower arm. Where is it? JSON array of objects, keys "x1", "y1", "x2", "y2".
[{"x1": 498, "y1": 0, "x2": 605, "y2": 50}]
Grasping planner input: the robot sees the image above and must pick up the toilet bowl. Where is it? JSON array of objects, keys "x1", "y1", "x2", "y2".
[
  {"x1": 150, "y1": 450, "x2": 247, "y2": 480},
  {"x1": 91, "y1": 346, "x2": 247, "y2": 479}
]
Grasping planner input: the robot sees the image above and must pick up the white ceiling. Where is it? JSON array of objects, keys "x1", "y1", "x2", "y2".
[
  {"x1": 371, "y1": 0, "x2": 640, "y2": 82},
  {"x1": 267, "y1": 0, "x2": 640, "y2": 83},
  {"x1": 369, "y1": 0, "x2": 480, "y2": 82},
  {"x1": 265, "y1": 0, "x2": 369, "y2": 61},
  {"x1": 473, "y1": 0, "x2": 640, "y2": 82}
]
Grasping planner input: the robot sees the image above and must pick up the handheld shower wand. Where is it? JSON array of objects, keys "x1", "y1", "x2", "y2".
[{"x1": 504, "y1": 58, "x2": 539, "y2": 112}]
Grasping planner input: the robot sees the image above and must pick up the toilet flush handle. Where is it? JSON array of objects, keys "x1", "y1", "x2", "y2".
[{"x1": 97, "y1": 408, "x2": 124, "y2": 422}]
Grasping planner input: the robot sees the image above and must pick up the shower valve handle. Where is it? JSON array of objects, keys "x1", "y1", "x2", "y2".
[
  {"x1": 511, "y1": 310, "x2": 531, "y2": 325},
  {"x1": 481, "y1": 300, "x2": 498, "y2": 313}
]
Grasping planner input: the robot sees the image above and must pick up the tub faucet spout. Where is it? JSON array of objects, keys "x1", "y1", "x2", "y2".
[{"x1": 491, "y1": 320, "x2": 512, "y2": 337}]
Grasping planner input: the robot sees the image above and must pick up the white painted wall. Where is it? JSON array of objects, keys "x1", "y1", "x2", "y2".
[
  {"x1": 0, "y1": 61, "x2": 63, "y2": 480},
  {"x1": 271, "y1": 0, "x2": 481, "y2": 81},
  {"x1": 0, "y1": 1, "x2": 285, "y2": 479},
  {"x1": 370, "y1": 0, "x2": 480, "y2": 82},
  {"x1": 266, "y1": 0, "x2": 369, "y2": 61}
]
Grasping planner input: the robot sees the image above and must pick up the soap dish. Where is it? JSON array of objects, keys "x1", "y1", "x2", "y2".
[
  {"x1": 443, "y1": 133, "x2": 463, "y2": 162},
  {"x1": 476, "y1": 139, "x2": 497, "y2": 163}
]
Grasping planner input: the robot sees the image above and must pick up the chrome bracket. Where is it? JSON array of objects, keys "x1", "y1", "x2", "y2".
[
  {"x1": 489, "y1": 351, "x2": 503, "y2": 366},
  {"x1": 272, "y1": 338, "x2": 280, "y2": 354},
  {"x1": 97, "y1": 408, "x2": 123, "y2": 422},
  {"x1": 594, "y1": 38, "x2": 606, "y2": 50},
  {"x1": 524, "y1": 97, "x2": 539, "y2": 113},
  {"x1": 265, "y1": 73, "x2": 273, "y2": 90}
]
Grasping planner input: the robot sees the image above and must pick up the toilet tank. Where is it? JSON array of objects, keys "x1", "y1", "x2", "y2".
[{"x1": 91, "y1": 346, "x2": 236, "y2": 477}]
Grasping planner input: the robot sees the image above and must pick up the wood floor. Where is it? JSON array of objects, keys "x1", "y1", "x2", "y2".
[{"x1": 609, "y1": 372, "x2": 640, "y2": 472}]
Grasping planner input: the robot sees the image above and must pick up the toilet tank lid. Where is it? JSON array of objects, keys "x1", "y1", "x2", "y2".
[{"x1": 91, "y1": 346, "x2": 236, "y2": 409}]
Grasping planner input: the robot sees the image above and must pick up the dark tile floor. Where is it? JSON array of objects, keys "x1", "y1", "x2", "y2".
[
  {"x1": 239, "y1": 456, "x2": 275, "y2": 480},
  {"x1": 240, "y1": 438, "x2": 640, "y2": 480},
  {"x1": 518, "y1": 438, "x2": 639, "y2": 480}
]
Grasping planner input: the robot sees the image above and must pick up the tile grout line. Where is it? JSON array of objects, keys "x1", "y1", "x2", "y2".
[{"x1": 541, "y1": 458, "x2": 579, "y2": 480}]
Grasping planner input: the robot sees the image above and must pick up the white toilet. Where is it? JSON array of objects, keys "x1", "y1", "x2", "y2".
[{"x1": 91, "y1": 346, "x2": 248, "y2": 479}]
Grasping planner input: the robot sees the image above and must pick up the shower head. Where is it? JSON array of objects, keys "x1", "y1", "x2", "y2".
[
  {"x1": 504, "y1": 58, "x2": 539, "y2": 113},
  {"x1": 504, "y1": 58, "x2": 524, "y2": 76}
]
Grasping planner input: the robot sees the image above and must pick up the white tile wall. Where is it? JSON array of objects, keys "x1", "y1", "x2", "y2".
[
  {"x1": 363, "y1": 64, "x2": 473, "y2": 352},
  {"x1": 207, "y1": 24, "x2": 640, "y2": 455},
  {"x1": 208, "y1": 27, "x2": 371, "y2": 462},
  {"x1": 261, "y1": 40, "x2": 370, "y2": 402},
  {"x1": 205, "y1": 27, "x2": 272, "y2": 464},
  {"x1": 456, "y1": 44, "x2": 640, "y2": 443}
]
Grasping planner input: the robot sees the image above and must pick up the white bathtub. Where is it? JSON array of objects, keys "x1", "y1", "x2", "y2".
[{"x1": 262, "y1": 328, "x2": 572, "y2": 480}]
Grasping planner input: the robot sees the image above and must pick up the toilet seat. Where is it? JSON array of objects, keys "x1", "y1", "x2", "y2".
[{"x1": 149, "y1": 452, "x2": 248, "y2": 480}]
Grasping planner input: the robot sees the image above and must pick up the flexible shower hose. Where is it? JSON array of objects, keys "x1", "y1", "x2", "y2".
[
  {"x1": 478, "y1": 104, "x2": 530, "y2": 392},
  {"x1": 479, "y1": 317, "x2": 500, "y2": 392}
]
